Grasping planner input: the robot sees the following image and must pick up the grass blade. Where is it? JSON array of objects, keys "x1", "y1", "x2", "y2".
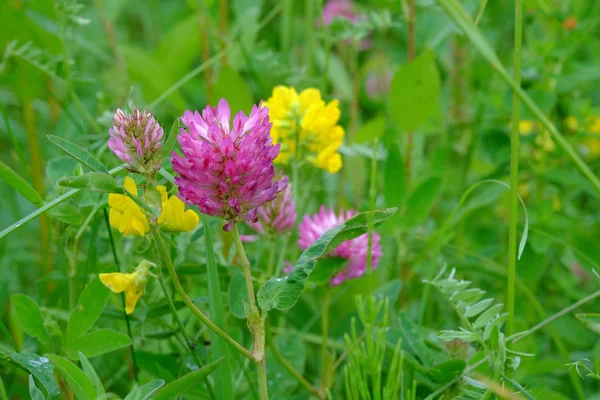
[
  {"x1": 0, "y1": 161, "x2": 44, "y2": 207},
  {"x1": 47, "y1": 135, "x2": 109, "y2": 173}
]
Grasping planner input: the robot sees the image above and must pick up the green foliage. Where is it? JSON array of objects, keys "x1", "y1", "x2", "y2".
[{"x1": 11, "y1": 294, "x2": 49, "y2": 345}]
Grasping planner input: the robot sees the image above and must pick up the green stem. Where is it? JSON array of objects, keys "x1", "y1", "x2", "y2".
[
  {"x1": 304, "y1": 0, "x2": 314, "y2": 76},
  {"x1": 507, "y1": 0, "x2": 523, "y2": 339},
  {"x1": 150, "y1": 225, "x2": 255, "y2": 361},
  {"x1": 366, "y1": 138, "x2": 378, "y2": 290},
  {"x1": 156, "y1": 272, "x2": 216, "y2": 399},
  {"x1": 103, "y1": 209, "x2": 138, "y2": 383},
  {"x1": 321, "y1": 286, "x2": 332, "y2": 391},
  {"x1": 231, "y1": 224, "x2": 269, "y2": 400},
  {"x1": 502, "y1": 374, "x2": 536, "y2": 400}
]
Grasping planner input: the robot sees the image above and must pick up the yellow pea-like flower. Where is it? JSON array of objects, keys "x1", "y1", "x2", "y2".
[
  {"x1": 109, "y1": 177, "x2": 199, "y2": 236},
  {"x1": 156, "y1": 185, "x2": 199, "y2": 232},
  {"x1": 109, "y1": 176, "x2": 150, "y2": 236},
  {"x1": 100, "y1": 261, "x2": 154, "y2": 314},
  {"x1": 264, "y1": 86, "x2": 344, "y2": 173},
  {"x1": 518, "y1": 120, "x2": 535, "y2": 136}
]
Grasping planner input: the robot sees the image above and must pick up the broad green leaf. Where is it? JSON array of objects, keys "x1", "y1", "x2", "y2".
[
  {"x1": 576, "y1": 314, "x2": 600, "y2": 335},
  {"x1": 212, "y1": 65, "x2": 254, "y2": 115},
  {"x1": 66, "y1": 278, "x2": 110, "y2": 346},
  {"x1": 152, "y1": 357, "x2": 225, "y2": 400},
  {"x1": 202, "y1": 215, "x2": 233, "y2": 400},
  {"x1": 0, "y1": 161, "x2": 44, "y2": 207},
  {"x1": 78, "y1": 352, "x2": 104, "y2": 398},
  {"x1": 9, "y1": 353, "x2": 59, "y2": 398},
  {"x1": 11, "y1": 294, "x2": 49, "y2": 345},
  {"x1": 257, "y1": 208, "x2": 397, "y2": 312},
  {"x1": 354, "y1": 115, "x2": 386, "y2": 144},
  {"x1": 228, "y1": 269, "x2": 249, "y2": 319},
  {"x1": 29, "y1": 374, "x2": 45, "y2": 400},
  {"x1": 58, "y1": 173, "x2": 121, "y2": 193},
  {"x1": 389, "y1": 49, "x2": 440, "y2": 132},
  {"x1": 48, "y1": 203, "x2": 84, "y2": 225},
  {"x1": 162, "y1": 118, "x2": 180, "y2": 157},
  {"x1": 46, "y1": 135, "x2": 108, "y2": 173},
  {"x1": 384, "y1": 145, "x2": 406, "y2": 210},
  {"x1": 68, "y1": 329, "x2": 131, "y2": 359},
  {"x1": 47, "y1": 354, "x2": 95, "y2": 400},
  {"x1": 124, "y1": 379, "x2": 165, "y2": 400},
  {"x1": 404, "y1": 177, "x2": 442, "y2": 227},
  {"x1": 428, "y1": 359, "x2": 467, "y2": 383},
  {"x1": 394, "y1": 312, "x2": 435, "y2": 368},
  {"x1": 308, "y1": 257, "x2": 347, "y2": 285}
]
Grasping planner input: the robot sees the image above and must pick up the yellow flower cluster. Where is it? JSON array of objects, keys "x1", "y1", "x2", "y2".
[
  {"x1": 518, "y1": 120, "x2": 555, "y2": 155},
  {"x1": 565, "y1": 116, "x2": 600, "y2": 158},
  {"x1": 264, "y1": 86, "x2": 344, "y2": 173},
  {"x1": 109, "y1": 176, "x2": 199, "y2": 236},
  {"x1": 100, "y1": 261, "x2": 153, "y2": 314}
]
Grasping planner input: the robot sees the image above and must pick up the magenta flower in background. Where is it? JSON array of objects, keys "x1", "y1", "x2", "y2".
[
  {"x1": 298, "y1": 206, "x2": 382, "y2": 285},
  {"x1": 322, "y1": 0, "x2": 359, "y2": 25},
  {"x1": 172, "y1": 99, "x2": 287, "y2": 231},
  {"x1": 249, "y1": 182, "x2": 296, "y2": 236},
  {"x1": 108, "y1": 108, "x2": 164, "y2": 176}
]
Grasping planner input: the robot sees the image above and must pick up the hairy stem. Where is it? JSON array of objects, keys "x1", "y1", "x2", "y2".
[
  {"x1": 231, "y1": 224, "x2": 269, "y2": 400},
  {"x1": 150, "y1": 225, "x2": 255, "y2": 361},
  {"x1": 507, "y1": 0, "x2": 523, "y2": 339}
]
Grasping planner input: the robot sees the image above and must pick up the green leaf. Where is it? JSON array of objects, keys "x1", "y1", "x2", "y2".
[
  {"x1": 384, "y1": 145, "x2": 406, "y2": 209},
  {"x1": 266, "y1": 333, "x2": 306, "y2": 395},
  {"x1": 58, "y1": 173, "x2": 121, "y2": 193},
  {"x1": 46, "y1": 135, "x2": 109, "y2": 173},
  {"x1": 212, "y1": 65, "x2": 254, "y2": 114},
  {"x1": 152, "y1": 357, "x2": 225, "y2": 400},
  {"x1": 48, "y1": 203, "x2": 84, "y2": 225},
  {"x1": 354, "y1": 115, "x2": 386, "y2": 144},
  {"x1": 124, "y1": 379, "x2": 165, "y2": 400},
  {"x1": 29, "y1": 374, "x2": 45, "y2": 400},
  {"x1": 404, "y1": 177, "x2": 442, "y2": 227},
  {"x1": 68, "y1": 329, "x2": 131, "y2": 359},
  {"x1": 465, "y1": 298, "x2": 494, "y2": 319},
  {"x1": 78, "y1": 352, "x2": 104, "y2": 398},
  {"x1": 0, "y1": 161, "x2": 44, "y2": 207},
  {"x1": 228, "y1": 269, "x2": 249, "y2": 319},
  {"x1": 394, "y1": 312, "x2": 435, "y2": 368},
  {"x1": 46, "y1": 354, "x2": 95, "y2": 400},
  {"x1": 202, "y1": 215, "x2": 233, "y2": 400},
  {"x1": 162, "y1": 118, "x2": 180, "y2": 157},
  {"x1": 576, "y1": 314, "x2": 600, "y2": 335},
  {"x1": 66, "y1": 278, "x2": 110, "y2": 347},
  {"x1": 9, "y1": 353, "x2": 59, "y2": 398},
  {"x1": 473, "y1": 304, "x2": 504, "y2": 329},
  {"x1": 373, "y1": 279, "x2": 403, "y2": 305},
  {"x1": 11, "y1": 294, "x2": 49, "y2": 345},
  {"x1": 308, "y1": 257, "x2": 348, "y2": 285},
  {"x1": 389, "y1": 49, "x2": 440, "y2": 132},
  {"x1": 257, "y1": 208, "x2": 397, "y2": 312},
  {"x1": 428, "y1": 359, "x2": 467, "y2": 383}
]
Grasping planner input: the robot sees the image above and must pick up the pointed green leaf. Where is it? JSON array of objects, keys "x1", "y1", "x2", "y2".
[
  {"x1": 29, "y1": 375, "x2": 45, "y2": 400},
  {"x1": 48, "y1": 203, "x2": 84, "y2": 225},
  {"x1": 395, "y1": 312, "x2": 435, "y2": 368},
  {"x1": 473, "y1": 304, "x2": 504, "y2": 330},
  {"x1": 78, "y1": 352, "x2": 104, "y2": 398},
  {"x1": 465, "y1": 298, "x2": 494, "y2": 319},
  {"x1": 66, "y1": 278, "x2": 110, "y2": 346},
  {"x1": 47, "y1": 354, "x2": 95, "y2": 400},
  {"x1": 11, "y1": 294, "x2": 49, "y2": 345},
  {"x1": 257, "y1": 208, "x2": 397, "y2": 312},
  {"x1": 58, "y1": 173, "x2": 121, "y2": 193},
  {"x1": 152, "y1": 357, "x2": 225, "y2": 400},
  {"x1": 0, "y1": 161, "x2": 44, "y2": 207},
  {"x1": 68, "y1": 329, "x2": 131, "y2": 359},
  {"x1": 162, "y1": 118, "x2": 180, "y2": 157},
  {"x1": 404, "y1": 177, "x2": 442, "y2": 227},
  {"x1": 47, "y1": 135, "x2": 108, "y2": 173},
  {"x1": 9, "y1": 353, "x2": 59, "y2": 398},
  {"x1": 354, "y1": 115, "x2": 386, "y2": 144},
  {"x1": 124, "y1": 379, "x2": 165, "y2": 400}
]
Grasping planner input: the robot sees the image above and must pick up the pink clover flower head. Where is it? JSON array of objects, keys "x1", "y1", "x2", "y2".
[
  {"x1": 172, "y1": 98, "x2": 287, "y2": 231},
  {"x1": 108, "y1": 108, "x2": 164, "y2": 176},
  {"x1": 249, "y1": 182, "x2": 296, "y2": 236},
  {"x1": 323, "y1": 0, "x2": 359, "y2": 25},
  {"x1": 298, "y1": 205, "x2": 382, "y2": 285}
]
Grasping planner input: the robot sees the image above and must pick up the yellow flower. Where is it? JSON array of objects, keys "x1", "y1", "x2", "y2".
[
  {"x1": 264, "y1": 86, "x2": 345, "y2": 173},
  {"x1": 565, "y1": 116, "x2": 579, "y2": 131},
  {"x1": 157, "y1": 186, "x2": 199, "y2": 232},
  {"x1": 109, "y1": 176, "x2": 150, "y2": 236},
  {"x1": 109, "y1": 177, "x2": 199, "y2": 236},
  {"x1": 519, "y1": 120, "x2": 535, "y2": 136},
  {"x1": 100, "y1": 261, "x2": 153, "y2": 314}
]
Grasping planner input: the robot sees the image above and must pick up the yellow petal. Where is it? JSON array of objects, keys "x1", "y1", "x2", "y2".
[
  {"x1": 108, "y1": 192, "x2": 127, "y2": 211},
  {"x1": 182, "y1": 210, "x2": 200, "y2": 232},
  {"x1": 124, "y1": 281, "x2": 145, "y2": 314},
  {"x1": 109, "y1": 209, "x2": 123, "y2": 231},
  {"x1": 123, "y1": 176, "x2": 138, "y2": 197},
  {"x1": 99, "y1": 273, "x2": 135, "y2": 293},
  {"x1": 519, "y1": 120, "x2": 535, "y2": 136}
]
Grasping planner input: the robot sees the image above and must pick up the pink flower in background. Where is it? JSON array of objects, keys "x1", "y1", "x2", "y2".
[
  {"x1": 172, "y1": 99, "x2": 287, "y2": 231},
  {"x1": 108, "y1": 108, "x2": 164, "y2": 175},
  {"x1": 322, "y1": 0, "x2": 359, "y2": 24},
  {"x1": 366, "y1": 70, "x2": 394, "y2": 99},
  {"x1": 249, "y1": 182, "x2": 296, "y2": 236},
  {"x1": 298, "y1": 206, "x2": 382, "y2": 285}
]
